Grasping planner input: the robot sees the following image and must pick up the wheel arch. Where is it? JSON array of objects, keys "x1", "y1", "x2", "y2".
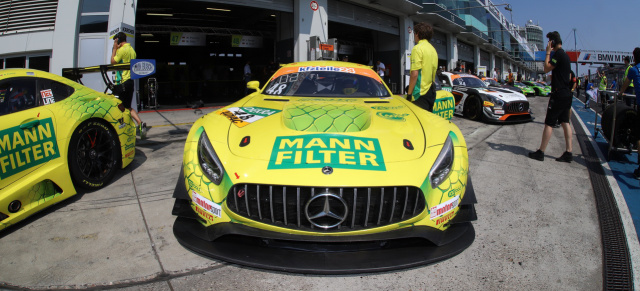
[{"x1": 67, "y1": 117, "x2": 123, "y2": 171}]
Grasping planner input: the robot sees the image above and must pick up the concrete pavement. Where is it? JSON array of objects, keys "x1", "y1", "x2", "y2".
[{"x1": 0, "y1": 97, "x2": 636, "y2": 290}]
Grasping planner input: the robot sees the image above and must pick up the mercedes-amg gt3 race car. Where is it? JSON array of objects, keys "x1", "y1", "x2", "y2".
[
  {"x1": 172, "y1": 61, "x2": 477, "y2": 274},
  {"x1": 0, "y1": 68, "x2": 136, "y2": 231},
  {"x1": 439, "y1": 72, "x2": 532, "y2": 123}
]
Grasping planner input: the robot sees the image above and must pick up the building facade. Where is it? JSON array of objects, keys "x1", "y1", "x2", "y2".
[
  {"x1": 0, "y1": 0, "x2": 539, "y2": 104},
  {"x1": 525, "y1": 20, "x2": 544, "y2": 52}
]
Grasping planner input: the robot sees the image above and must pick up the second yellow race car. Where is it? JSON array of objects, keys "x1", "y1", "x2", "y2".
[
  {"x1": 172, "y1": 61, "x2": 477, "y2": 274},
  {"x1": 0, "y1": 68, "x2": 136, "y2": 231}
]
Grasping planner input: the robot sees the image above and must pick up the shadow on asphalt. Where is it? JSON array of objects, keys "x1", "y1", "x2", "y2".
[
  {"x1": 485, "y1": 141, "x2": 588, "y2": 168},
  {"x1": 135, "y1": 139, "x2": 177, "y2": 152},
  {"x1": 0, "y1": 149, "x2": 148, "y2": 239}
]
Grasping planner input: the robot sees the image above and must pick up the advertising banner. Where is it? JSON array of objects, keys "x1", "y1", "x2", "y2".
[
  {"x1": 170, "y1": 32, "x2": 206, "y2": 46},
  {"x1": 130, "y1": 59, "x2": 156, "y2": 79},
  {"x1": 231, "y1": 35, "x2": 264, "y2": 48},
  {"x1": 477, "y1": 66, "x2": 487, "y2": 78}
]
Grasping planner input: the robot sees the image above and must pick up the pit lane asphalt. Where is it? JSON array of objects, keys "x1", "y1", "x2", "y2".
[{"x1": 0, "y1": 98, "x2": 638, "y2": 290}]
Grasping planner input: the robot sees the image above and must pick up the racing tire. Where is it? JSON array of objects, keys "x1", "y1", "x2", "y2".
[
  {"x1": 601, "y1": 104, "x2": 638, "y2": 149},
  {"x1": 68, "y1": 120, "x2": 121, "y2": 190},
  {"x1": 463, "y1": 95, "x2": 483, "y2": 121}
]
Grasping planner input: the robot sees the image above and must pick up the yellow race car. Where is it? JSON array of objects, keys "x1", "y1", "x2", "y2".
[
  {"x1": 0, "y1": 68, "x2": 136, "y2": 231},
  {"x1": 172, "y1": 61, "x2": 476, "y2": 273}
]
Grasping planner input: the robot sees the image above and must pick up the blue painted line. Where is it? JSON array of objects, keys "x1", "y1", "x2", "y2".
[{"x1": 572, "y1": 97, "x2": 640, "y2": 239}]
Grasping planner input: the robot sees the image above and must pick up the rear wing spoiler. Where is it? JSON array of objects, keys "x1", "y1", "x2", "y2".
[{"x1": 62, "y1": 63, "x2": 129, "y2": 92}]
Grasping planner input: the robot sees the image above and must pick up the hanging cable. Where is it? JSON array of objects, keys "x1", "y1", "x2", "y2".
[{"x1": 121, "y1": 0, "x2": 126, "y2": 24}]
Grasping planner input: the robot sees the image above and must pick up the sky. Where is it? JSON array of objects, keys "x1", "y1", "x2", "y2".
[{"x1": 493, "y1": 0, "x2": 640, "y2": 77}]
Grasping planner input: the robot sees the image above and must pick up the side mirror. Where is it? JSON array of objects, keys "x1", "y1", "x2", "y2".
[{"x1": 247, "y1": 81, "x2": 260, "y2": 90}]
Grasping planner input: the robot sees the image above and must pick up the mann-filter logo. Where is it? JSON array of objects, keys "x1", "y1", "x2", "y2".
[
  {"x1": 268, "y1": 134, "x2": 386, "y2": 171},
  {"x1": 432, "y1": 96, "x2": 454, "y2": 120},
  {"x1": 0, "y1": 118, "x2": 60, "y2": 180}
]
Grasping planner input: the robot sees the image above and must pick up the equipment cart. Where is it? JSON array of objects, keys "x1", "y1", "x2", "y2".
[{"x1": 593, "y1": 92, "x2": 638, "y2": 160}]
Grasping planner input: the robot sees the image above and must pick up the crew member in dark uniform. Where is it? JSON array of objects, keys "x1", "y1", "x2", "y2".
[{"x1": 529, "y1": 31, "x2": 573, "y2": 163}]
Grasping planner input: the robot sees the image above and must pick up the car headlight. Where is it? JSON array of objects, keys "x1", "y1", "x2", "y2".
[
  {"x1": 198, "y1": 131, "x2": 225, "y2": 185},
  {"x1": 487, "y1": 95, "x2": 504, "y2": 108},
  {"x1": 429, "y1": 135, "x2": 454, "y2": 189}
]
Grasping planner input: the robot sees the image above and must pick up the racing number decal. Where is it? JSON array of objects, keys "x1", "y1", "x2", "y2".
[{"x1": 266, "y1": 84, "x2": 287, "y2": 95}]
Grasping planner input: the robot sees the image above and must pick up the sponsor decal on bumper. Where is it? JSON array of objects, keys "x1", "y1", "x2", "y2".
[
  {"x1": 430, "y1": 196, "x2": 459, "y2": 220},
  {"x1": 192, "y1": 190, "x2": 222, "y2": 218}
]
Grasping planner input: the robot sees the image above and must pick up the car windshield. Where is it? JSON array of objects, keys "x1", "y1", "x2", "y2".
[
  {"x1": 485, "y1": 79, "x2": 500, "y2": 86},
  {"x1": 263, "y1": 69, "x2": 390, "y2": 97},
  {"x1": 452, "y1": 76, "x2": 487, "y2": 88},
  {"x1": 515, "y1": 82, "x2": 527, "y2": 87}
]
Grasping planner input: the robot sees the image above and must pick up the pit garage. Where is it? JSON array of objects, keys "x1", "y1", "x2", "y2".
[
  {"x1": 135, "y1": 0, "x2": 292, "y2": 105},
  {"x1": 134, "y1": 0, "x2": 404, "y2": 105}
]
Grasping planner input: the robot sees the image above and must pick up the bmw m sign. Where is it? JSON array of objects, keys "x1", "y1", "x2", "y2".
[{"x1": 130, "y1": 59, "x2": 156, "y2": 79}]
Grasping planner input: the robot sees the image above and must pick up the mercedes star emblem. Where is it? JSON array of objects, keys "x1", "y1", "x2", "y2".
[
  {"x1": 322, "y1": 166, "x2": 333, "y2": 175},
  {"x1": 518, "y1": 103, "x2": 525, "y2": 112},
  {"x1": 305, "y1": 193, "x2": 348, "y2": 229}
]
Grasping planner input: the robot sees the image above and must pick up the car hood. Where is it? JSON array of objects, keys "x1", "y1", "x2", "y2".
[
  {"x1": 221, "y1": 95, "x2": 430, "y2": 163},
  {"x1": 478, "y1": 88, "x2": 527, "y2": 102}
]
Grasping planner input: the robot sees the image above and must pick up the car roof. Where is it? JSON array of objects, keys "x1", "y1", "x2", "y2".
[
  {"x1": 441, "y1": 72, "x2": 481, "y2": 80},
  {"x1": 0, "y1": 68, "x2": 75, "y2": 85},
  {"x1": 273, "y1": 61, "x2": 380, "y2": 81}
]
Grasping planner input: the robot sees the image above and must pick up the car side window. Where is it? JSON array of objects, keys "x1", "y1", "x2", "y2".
[
  {"x1": 452, "y1": 78, "x2": 463, "y2": 86},
  {"x1": 439, "y1": 75, "x2": 452, "y2": 87},
  {"x1": 37, "y1": 78, "x2": 75, "y2": 104},
  {"x1": 0, "y1": 78, "x2": 38, "y2": 117}
]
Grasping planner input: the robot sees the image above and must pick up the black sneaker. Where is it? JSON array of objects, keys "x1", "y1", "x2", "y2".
[
  {"x1": 555, "y1": 151, "x2": 573, "y2": 163},
  {"x1": 633, "y1": 168, "x2": 640, "y2": 180},
  {"x1": 528, "y1": 149, "x2": 544, "y2": 161}
]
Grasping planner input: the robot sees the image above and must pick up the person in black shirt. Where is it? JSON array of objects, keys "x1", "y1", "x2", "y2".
[{"x1": 529, "y1": 31, "x2": 573, "y2": 162}]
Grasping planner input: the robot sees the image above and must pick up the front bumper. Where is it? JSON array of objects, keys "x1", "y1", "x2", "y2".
[
  {"x1": 171, "y1": 170, "x2": 477, "y2": 274},
  {"x1": 482, "y1": 108, "x2": 533, "y2": 124}
]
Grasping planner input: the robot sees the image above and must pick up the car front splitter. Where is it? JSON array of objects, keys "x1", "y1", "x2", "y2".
[{"x1": 173, "y1": 217, "x2": 475, "y2": 274}]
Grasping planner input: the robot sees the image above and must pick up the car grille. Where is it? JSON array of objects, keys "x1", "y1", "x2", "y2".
[
  {"x1": 506, "y1": 101, "x2": 529, "y2": 113},
  {"x1": 227, "y1": 184, "x2": 426, "y2": 232}
]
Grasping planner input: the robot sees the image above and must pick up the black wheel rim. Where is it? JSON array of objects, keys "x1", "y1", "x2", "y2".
[
  {"x1": 466, "y1": 98, "x2": 480, "y2": 119},
  {"x1": 75, "y1": 127, "x2": 116, "y2": 181}
]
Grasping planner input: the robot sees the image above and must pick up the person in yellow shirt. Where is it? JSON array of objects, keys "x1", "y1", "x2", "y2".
[
  {"x1": 111, "y1": 32, "x2": 146, "y2": 138},
  {"x1": 623, "y1": 56, "x2": 635, "y2": 105},
  {"x1": 406, "y1": 22, "x2": 438, "y2": 112}
]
